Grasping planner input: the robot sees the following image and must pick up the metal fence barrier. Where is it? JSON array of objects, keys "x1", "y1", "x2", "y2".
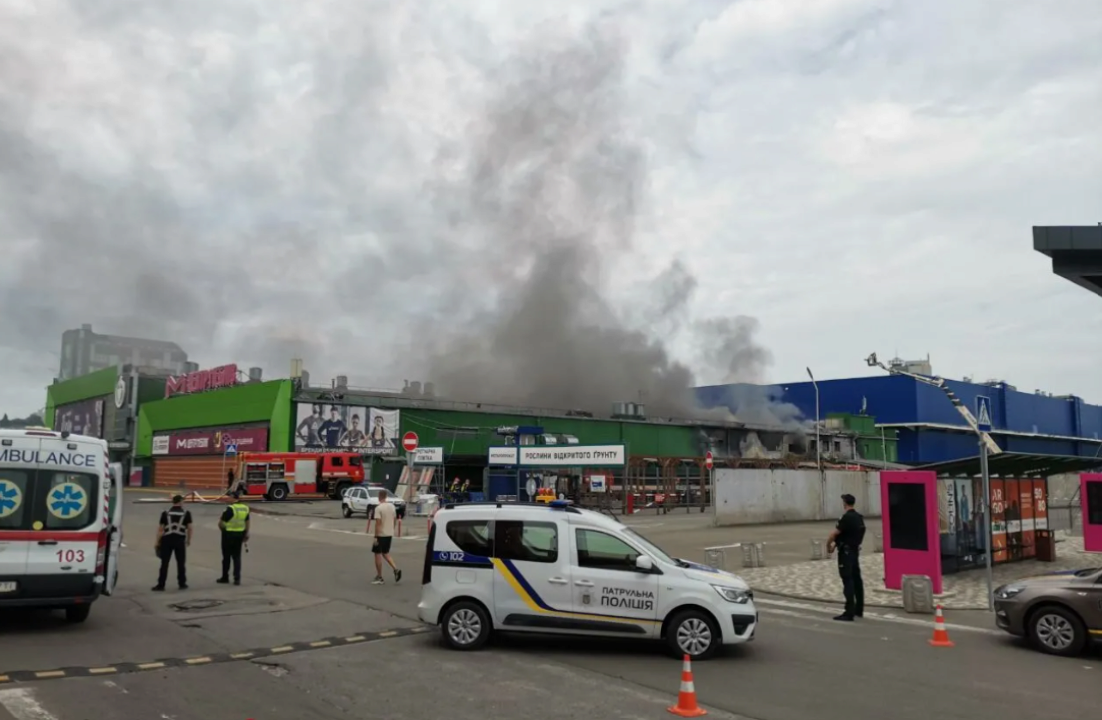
[{"x1": 809, "y1": 538, "x2": 825, "y2": 560}]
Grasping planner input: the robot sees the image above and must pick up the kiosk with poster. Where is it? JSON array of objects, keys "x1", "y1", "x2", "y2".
[
  {"x1": 881, "y1": 470, "x2": 942, "y2": 594},
  {"x1": 1082, "y1": 473, "x2": 1102, "y2": 553}
]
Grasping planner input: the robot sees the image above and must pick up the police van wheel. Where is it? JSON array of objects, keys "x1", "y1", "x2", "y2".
[
  {"x1": 342, "y1": 504, "x2": 353, "y2": 518},
  {"x1": 667, "y1": 609, "x2": 720, "y2": 660},
  {"x1": 64, "y1": 605, "x2": 91, "y2": 624},
  {"x1": 441, "y1": 601, "x2": 491, "y2": 651}
]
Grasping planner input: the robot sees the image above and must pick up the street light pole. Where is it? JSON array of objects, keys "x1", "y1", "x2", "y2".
[{"x1": 806, "y1": 367, "x2": 820, "y2": 471}]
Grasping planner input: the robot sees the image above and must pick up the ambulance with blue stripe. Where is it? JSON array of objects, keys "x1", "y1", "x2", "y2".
[
  {"x1": 0, "y1": 428, "x2": 124, "y2": 623},
  {"x1": 419, "y1": 500, "x2": 757, "y2": 659}
]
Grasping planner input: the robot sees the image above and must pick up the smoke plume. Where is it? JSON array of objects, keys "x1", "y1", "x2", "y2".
[{"x1": 0, "y1": 6, "x2": 795, "y2": 425}]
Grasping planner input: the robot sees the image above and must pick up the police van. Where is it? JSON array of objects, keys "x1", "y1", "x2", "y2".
[
  {"x1": 419, "y1": 501, "x2": 757, "y2": 659},
  {"x1": 0, "y1": 428, "x2": 125, "y2": 623}
]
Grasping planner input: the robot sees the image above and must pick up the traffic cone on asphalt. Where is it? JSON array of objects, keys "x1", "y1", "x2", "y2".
[
  {"x1": 928, "y1": 604, "x2": 954, "y2": 647},
  {"x1": 667, "y1": 655, "x2": 707, "y2": 717}
]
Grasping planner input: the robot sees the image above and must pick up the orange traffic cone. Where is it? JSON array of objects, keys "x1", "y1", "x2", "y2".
[
  {"x1": 928, "y1": 604, "x2": 954, "y2": 647},
  {"x1": 667, "y1": 654, "x2": 707, "y2": 717}
]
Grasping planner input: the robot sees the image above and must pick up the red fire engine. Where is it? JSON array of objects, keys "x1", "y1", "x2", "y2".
[{"x1": 237, "y1": 452, "x2": 366, "y2": 500}]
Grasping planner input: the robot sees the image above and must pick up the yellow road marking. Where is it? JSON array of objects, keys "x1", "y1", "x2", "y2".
[
  {"x1": 230, "y1": 652, "x2": 254, "y2": 659},
  {"x1": 184, "y1": 657, "x2": 212, "y2": 665},
  {"x1": 309, "y1": 641, "x2": 331, "y2": 648},
  {"x1": 88, "y1": 667, "x2": 118, "y2": 675},
  {"x1": 137, "y1": 662, "x2": 166, "y2": 670},
  {"x1": 379, "y1": 631, "x2": 398, "y2": 637},
  {"x1": 345, "y1": 636, "x2": 366, "y2": 642},
  {"x1": 269, "y1": 646, "x2": 294, "y2": 653},
  {"x1": 35, "y1": 671, "x2": 65, "y2": 679}
]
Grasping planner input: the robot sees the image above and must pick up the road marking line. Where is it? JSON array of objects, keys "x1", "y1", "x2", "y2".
[
  {"x1": 88, "y1": 667, "x2": 118, "y2": 675},
  {"x1": 184, "y1": 657, "x2": 212, "y2": 665},
  {"x1": 33, "y1": 671, "x2": 64, "y2": 679},
  {"x1": 269, "y1": 646, "x2": 294, "y2": 653},
  {"x1": 230, "y1": 652, "x2": 254, "y2": 659},
  {"x1": 755, "y1": 597, "x2": 1002, "y2": 636},
  {"x1": 309, "y1": 641, "x2": 332, "y2": 648},
  {"x1": 345, "y1": 635, "x2": 366, "y2": 642},
  {"x1": 379, "y1": 631, "x2": 398, "y2": 637},
  {"x1": 137, "y1": 662, "x2": 166, "y2": 670},
  {"x1": 0, "y1": 688, "x2": 59, "y2": 720}
]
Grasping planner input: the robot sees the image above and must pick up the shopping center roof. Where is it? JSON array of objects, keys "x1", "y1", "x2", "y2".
[{"x1": 1034, "y1": 225, "x2": 1102, "y2": 297}]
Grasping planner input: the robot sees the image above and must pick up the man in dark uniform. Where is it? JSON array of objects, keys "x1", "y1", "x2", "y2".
[
  {"x1": 153, "y1": 495, "x2": 192, "y2": 591},
  {"x1": 217, "y1": 491, "x2": 250, "y2": 585},
  {"x1": 827, "y1": 493, "x2": 865, "y2": 621}
]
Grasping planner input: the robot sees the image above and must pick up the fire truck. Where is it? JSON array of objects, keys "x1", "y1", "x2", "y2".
[{"x1": 237, "y1": 452, "x2": 366, "y2": 500}]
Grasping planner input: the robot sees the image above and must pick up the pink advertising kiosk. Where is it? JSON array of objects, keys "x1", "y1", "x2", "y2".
[
  {"x1": 880, "y1": 470, "x2": 943, "y2": 594},
  {"x1": 1081, "y1": 473, "x2": 1102, "y2": 553}
]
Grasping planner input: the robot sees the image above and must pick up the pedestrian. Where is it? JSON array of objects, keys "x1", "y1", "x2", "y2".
[
  {"x1": 370, "y1": 489, "x2": 401, "y2": 584},
  {"x1": 394, "y1": 497, "x2": 405, "y2": 537},
  {"x1": 217, "y1": 490, "x2": 250, "y2": 585},
  {"x1": 226, "y1": 467, "x2": 235, "y2": 493},
  {"x1": 827, "y1": 493, "x2": 866, "y2": 621},
  {"x1": 152, "y1": 494, "x2": 192, "y2": 591}
]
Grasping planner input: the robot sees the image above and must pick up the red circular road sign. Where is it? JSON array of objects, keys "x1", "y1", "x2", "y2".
[
  {"x1": 704, "y1": 451, "x2": 713, "y2": 469},
  {"x1": 402, "y1": 432, "x2": 419, "y2": 452}
]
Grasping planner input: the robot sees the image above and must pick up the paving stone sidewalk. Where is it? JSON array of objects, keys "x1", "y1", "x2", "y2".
[{"x1": 731, "y1": 536, "x2": 1095, "y2": 610}]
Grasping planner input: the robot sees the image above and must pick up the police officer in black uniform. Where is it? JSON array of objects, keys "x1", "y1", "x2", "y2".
[
  {"x1": 827, "y1": 493, "x2": 865, "y2": 621},
  {"x1": 153, "y1": 494, "x2": 193, "y2": 591}
]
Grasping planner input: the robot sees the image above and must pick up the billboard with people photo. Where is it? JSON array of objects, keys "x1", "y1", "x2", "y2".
[{"x1": 294, "y1": 404, "x2": 400, "y2": 454}]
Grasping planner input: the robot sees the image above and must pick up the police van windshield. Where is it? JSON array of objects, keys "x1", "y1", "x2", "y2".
[
  {"x1": 622, "y1": 528, "x2": 676, "y2": 566},
  {"x1": 0, "y1": 470, "x2": 98, "y2": 531}
]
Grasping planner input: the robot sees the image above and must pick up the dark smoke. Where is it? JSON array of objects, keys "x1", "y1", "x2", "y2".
[
  {"x1": 413, "y1": 22, "x2": 793, "y2": 424},
  {"x1": 0, "y1": 8, "x2": 796, "y2": 425}
]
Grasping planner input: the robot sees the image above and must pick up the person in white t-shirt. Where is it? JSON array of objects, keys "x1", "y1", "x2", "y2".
[{"x1": 370, "y1": 490, "x2": 401, "y2": 585}]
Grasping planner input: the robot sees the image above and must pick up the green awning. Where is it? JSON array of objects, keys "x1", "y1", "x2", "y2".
[{"x1": 917, "y1": 452, "x2": 1101, "y2": 477}]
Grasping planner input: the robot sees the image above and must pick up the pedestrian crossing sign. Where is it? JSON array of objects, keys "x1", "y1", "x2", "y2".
[{"x1": 975, "y1": 396, "x2": 992, "y2": 432}]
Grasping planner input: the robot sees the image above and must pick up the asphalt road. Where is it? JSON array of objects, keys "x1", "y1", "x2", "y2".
[{"x1": 0, "y1": 497, "x2": 1097, "y2": 720}]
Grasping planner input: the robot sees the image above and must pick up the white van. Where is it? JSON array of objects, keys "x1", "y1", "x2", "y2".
[
  {"x1": 418, "y1": 500, "x2": 757, "y2": 659},
  {"x1": 0, "y1": 428, "x2": 124, "y2": 623}
]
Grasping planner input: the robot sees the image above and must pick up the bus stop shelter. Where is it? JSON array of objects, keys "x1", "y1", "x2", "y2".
[{"x1": 917, "y1": 452, "x2": 1099, "y2": 572}]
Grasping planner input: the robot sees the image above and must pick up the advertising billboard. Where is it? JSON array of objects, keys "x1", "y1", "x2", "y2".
[
  {"x1": 151, "y1": 426, "x2": 269, "y2": 456},
  {"x1": 293, "y1": 404, "x2": 400, "y2": 454},
  {"x1": 53, "y1": 398, "x2": 106, "y2": 438}
]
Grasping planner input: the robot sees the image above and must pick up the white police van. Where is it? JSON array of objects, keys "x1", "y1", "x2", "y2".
[
  {"x1": 418, "y1": 500, "x2": 757, "y2": 659},
  {"x1": 0, "y1": 428, "x2": 124, "y2": 623}
]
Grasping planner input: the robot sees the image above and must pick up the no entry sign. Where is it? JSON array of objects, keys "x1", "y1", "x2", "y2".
[
  {"x1": 402, "y1": 432, "x2": 419, "y2": 453},
  {"x1": 704, "y1": 451, "x2": 713, "y2": 470}
]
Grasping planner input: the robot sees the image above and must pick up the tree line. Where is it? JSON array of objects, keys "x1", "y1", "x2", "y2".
[{"x1": 0, "y1": 413, "x2": 46, "y2": 428}]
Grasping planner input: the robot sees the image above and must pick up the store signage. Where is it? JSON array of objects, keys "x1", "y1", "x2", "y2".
[
  {"x1": 520, "y1": 444, "x2": 625, "y2": 467},
  {"x1": 487, "y1": 446, "x2": 518, "y2": 465},
  {"x1": 164, "y1": 364, "x2": 239, "y2": 399},
  {"x1": 151, "y1": 426, "x2": 268, "y2": 456}
]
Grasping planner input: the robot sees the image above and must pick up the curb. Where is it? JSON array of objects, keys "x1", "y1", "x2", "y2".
[
  {"x1": 0, "y1": 625, "x2": 433, "y2": 685},
  {"x1": 750, "y1": 586, "x2": 987, "y2": 611}
]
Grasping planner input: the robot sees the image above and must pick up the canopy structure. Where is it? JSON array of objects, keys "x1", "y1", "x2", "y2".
[
  {"x1": 917, "y1": 452, "x2": 1101, "y2": 477},
  {"x1": 1034, "y1": 225, "x2": 1102, "y2": 297}
]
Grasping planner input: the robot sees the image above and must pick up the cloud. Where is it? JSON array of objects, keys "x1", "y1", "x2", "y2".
[{"x1": 1, "y1": 0, "x2": 1101, "y2": 418}]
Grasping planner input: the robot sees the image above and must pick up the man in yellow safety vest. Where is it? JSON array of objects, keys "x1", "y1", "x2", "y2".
[{"x1": 217, "y1": 491, "x2": 250, "y2": 585}]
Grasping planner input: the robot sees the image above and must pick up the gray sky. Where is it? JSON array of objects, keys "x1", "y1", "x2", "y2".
[{"x1": 1, "y1": 0, "x2": 1101, "y2": 418}]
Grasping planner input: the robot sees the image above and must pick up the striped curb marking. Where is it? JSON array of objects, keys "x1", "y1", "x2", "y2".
[{"x1": 0, "y1": 624, "x2": 433, "y2": 685}]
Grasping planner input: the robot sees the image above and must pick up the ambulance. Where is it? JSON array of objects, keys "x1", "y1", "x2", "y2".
[
  {"x1": 0, "y1": 428, "x2": 124, "y2": 623},
  {"x1": 419, "y1": 500, "x2": 758, "y2": 659}
]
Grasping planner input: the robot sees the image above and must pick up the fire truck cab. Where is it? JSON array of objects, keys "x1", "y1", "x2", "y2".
[{"x1": 238, "y1": 452, "x2": 365, "y2": 501}]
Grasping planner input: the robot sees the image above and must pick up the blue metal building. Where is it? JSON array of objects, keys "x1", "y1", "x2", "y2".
[{"x1": 696, "y1": 376, "x2": 1102, "y2": 465}]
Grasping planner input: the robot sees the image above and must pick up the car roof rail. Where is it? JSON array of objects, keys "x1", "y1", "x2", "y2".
[{"x1": 441, "y1": 501, "x2": 581, "y2": 514}]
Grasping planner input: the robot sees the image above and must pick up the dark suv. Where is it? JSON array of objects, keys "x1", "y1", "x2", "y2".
[{"x1": 993, "y1": 567, "x2": 1102, "y2": 656}]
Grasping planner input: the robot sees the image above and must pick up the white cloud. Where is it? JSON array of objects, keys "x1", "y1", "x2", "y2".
[{"x1": 1, "y1": 0, "x2": 1101, "y2": 417}]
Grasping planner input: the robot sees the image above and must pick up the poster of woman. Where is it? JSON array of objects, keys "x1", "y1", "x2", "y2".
[{"x1": 367, "y1": 408, "x2": 400, "y2": 450}]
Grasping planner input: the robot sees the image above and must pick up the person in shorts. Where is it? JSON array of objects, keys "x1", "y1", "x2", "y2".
[
  {"x1": 371, "y1": 489, "x2": 400, "y2": 584},
  {"x1": 394, "y1": 500, "x2": 405, "y2": 537}
]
